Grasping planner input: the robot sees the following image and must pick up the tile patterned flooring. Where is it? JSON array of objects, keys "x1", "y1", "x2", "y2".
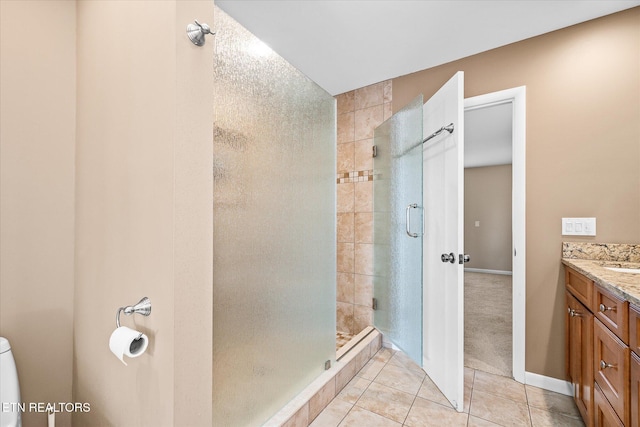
[
  {"x1": 336, "y1": 331, "x2": 355, "y2": 351},
  {"x1": 311, "y1": 347, "x2": 585, "y2": 427}
]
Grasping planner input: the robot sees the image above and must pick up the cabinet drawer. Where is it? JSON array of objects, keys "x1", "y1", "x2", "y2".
[
  {"x1": 594, "y1": 285, "x2": 629, "y2": 344},
  {"x1": 630, "y1": 304, "x2": 640, "y2": 354},
  {"x1": 595, "y1": 382, "x2": 624, "y2": 427},
  {"x1": 632, "y1": 352, "x2": 640, "y2": 427},
  {"x1": 594, "y1": 318, "x2": 630, "y2": 425},
  {"x1": 566, "y1": 267, "x2": 593, "y2": 308}
]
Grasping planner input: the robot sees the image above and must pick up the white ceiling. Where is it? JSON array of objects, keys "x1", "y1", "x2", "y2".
[
  {"x1": 465, "y1": 103, "x2": 512, "y2": 168},
  {"x1": 216, "y1": 0, "x2": 640, "y2": 96}
]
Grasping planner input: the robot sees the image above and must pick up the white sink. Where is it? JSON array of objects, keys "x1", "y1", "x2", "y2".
[{"x1": 605, "y1": 266, "x2": 640, "y2": 274}]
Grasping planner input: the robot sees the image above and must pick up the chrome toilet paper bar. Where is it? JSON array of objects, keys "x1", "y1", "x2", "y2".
[{"x1": 116, "y1": 297, "x2": 152, "y2": 328}]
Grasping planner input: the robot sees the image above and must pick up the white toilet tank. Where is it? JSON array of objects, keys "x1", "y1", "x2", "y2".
[{"x1": 0, "y1": 337, "x2": 22, "y2": 427}]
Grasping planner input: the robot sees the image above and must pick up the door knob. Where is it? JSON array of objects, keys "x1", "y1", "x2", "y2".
[
  {"x1": 441, "y1": 253, "x2": 455, "y2": 263},
  {"x1": 459, "y1": 254, "x2": 470, "y2": 264}
]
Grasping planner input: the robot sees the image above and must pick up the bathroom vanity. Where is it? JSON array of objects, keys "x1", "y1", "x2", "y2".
[{"x1": 562, "y1": 242, "x2": 640, "y2": 427}]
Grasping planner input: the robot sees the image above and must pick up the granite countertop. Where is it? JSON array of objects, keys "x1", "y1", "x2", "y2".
[{"x1": 562, "y1": 242, "x2": 640, "y2": 306}]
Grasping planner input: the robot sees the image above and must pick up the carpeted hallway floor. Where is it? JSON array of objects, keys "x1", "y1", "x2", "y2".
[{"x1": 464, "y1": 271, "x2": 512, "y2": 377}]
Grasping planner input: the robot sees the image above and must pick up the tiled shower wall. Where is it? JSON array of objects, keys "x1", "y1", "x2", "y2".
[{"x1": 335, "y1": 81, "x2": 392, "y2": 335}]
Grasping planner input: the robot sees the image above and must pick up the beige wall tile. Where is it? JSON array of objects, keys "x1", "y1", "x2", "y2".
[
  {"x1": 383, "y1": 102, "x2": 393, "y2": 121},
  {"x1": 337, "y1": 301, "x2": 354, "y2": 334},
  {"x1": 355, "y1": 81, "x2": 385, "y2": 110},
  {"x1": 383, "y1": 80, "x2": 392, "y2": 103},
  {"x1": 337, "y1": 141, "x2": 355, "y2": 173},
  {"x1": 337, "y1": 213, "x2": 355, "y2": 243},
  {"x1": 309, "y1": 377, "x2": 336, "y2": 422},
  {"x1": 337, "y1": 111, "x2": 355, "y2": 143},
  {"x1": 354, "y1": 273, "x2": 373, "y2": 306},
  {"x1": 354, "y1": 139, "x2": 373, "y2": 171},
  {"x1": 354, "y1": 105, "x2": 384, "y2": 141},
  {"x1": 337, "y1": 242, "x2": 354, "y2": 273},
  {"x1": 282, "y1": 403, "x2": 309, "y2": 427},
  {"x1": 354, "y1": 181, "x2": 373, "y2": 212},
  {"x1": 354, "y1": 304, "x2": 373, "y2": 333},
  {"x1": 369, "y1": 337, "x2": 383, "y2": 358},
  {"x1": 354, "y1": 212, "x2": 373, "y2": 244},
  {"x1": 337, "y1": 272, "x2": 355, "y2": 304},
  {"x1": 355, "y1": 243, "x2": 373, "y2": 275},
  {"x1": 336, "y1": 358, "x2": 357, "y2": 393},
  {"x1": 337, "y1": 90, "x2": 355, "y2": 114},
  {"x1": 337, "y1": 183, "x2": 354, "y2": 213}
]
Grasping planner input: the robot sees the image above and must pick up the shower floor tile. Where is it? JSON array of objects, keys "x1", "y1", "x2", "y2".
[{"x1": 336, "y1": 331, "x2": 354, "y2": 350}]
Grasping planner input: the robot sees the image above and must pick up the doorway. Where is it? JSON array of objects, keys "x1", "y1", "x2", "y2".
[
  {"x1": 464, "y1": 87, "x2": 526, "y2": 383},
  {"x1": 372, "y1": 79, "x2": 526, "y2": 411},
  {"x1": 463, "y1": 102, "x2": 513, "y2": 377}
]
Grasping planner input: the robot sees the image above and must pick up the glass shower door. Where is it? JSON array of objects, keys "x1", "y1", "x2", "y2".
[{"x1": 373, "y1": 95, "x2": 424, "y2": 365}]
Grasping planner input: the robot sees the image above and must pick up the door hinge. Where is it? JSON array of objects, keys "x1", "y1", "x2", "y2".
[
  {"x1": 372, "y1": 145, "x2": 377, "y2": 158},
  {"x1": 372, "y1": 298, "x2": 378, "y2": 310}
]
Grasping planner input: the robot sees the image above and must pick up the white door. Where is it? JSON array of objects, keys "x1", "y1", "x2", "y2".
[{"x1": 422, "y1": 72, "x2": 465, "y2": 411}]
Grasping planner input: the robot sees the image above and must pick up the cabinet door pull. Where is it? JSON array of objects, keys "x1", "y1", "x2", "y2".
[
  {"x1": 598, "y1": 303, "x2": 616, "y2": 313},
  {"x1": 568, "y1": 308, "x2": 582, "y2": 317},
  {"x1": 599, "y1": 360, "x2": 616, "y2": 370}
]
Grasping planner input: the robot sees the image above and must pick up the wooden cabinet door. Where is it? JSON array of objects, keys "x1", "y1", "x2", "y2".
[
  {"x1": 629, "y1": 305, "x2": 640, "y2": 355},
  {"x1": 632, "y1": 352, "x2": 640, "y2": 427},
  {"x1": 594, "y1": 318, "x2": 630, "y2": 425},
  {"x1": 595, "y1": 383, "x2": 625, "y2": 427},
  {"x1": 567, "y1": 291, "x2": 594, "y2": 425}
]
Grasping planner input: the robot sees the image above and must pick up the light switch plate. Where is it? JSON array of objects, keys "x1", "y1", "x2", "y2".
[{"x1": 562, "y1": 217, "x2": 596, "y2": 236}]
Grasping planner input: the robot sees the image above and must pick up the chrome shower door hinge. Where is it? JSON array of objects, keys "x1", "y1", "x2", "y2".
[
  {"x1": 325, "y1": 360, "x2": 331, "y2": 370},
  {"x1": 372, "y1": 298, "x2": 378, "y2": 310},
  {"x1": 372, "y1": 145, "x2": 377, "y2": 158}
]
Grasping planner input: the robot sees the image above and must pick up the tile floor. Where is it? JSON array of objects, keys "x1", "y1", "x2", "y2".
[{"x1": 311, "y1": 347, "x2": 585, "y2": 427}]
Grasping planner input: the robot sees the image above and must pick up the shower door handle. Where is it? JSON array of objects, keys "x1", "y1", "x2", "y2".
[{"x1": 405, "y1": 203, "x2": 419, "y2": 238}]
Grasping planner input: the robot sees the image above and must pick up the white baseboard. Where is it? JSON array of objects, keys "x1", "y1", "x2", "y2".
[
  {"x1": 524, "y1": 371, "x2": 573, "y2": 396},
  {"x1": 464, "y1": 268, "x2": 513, "y2": 276},
  {"x1": 381, "y1": 336, "x2": 400, "y2": 351}
]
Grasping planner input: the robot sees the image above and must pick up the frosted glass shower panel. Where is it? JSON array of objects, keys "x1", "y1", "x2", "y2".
[
  {"x1": 373, "y1": 95, "x2": 424, "y2": 365},
  {"x1": 213, "y1": 8, "x2": 336, "y2": 427}
]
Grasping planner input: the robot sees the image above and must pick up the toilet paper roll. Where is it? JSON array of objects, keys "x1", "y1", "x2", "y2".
[{"x1": 109, "y1": 326, "x2": 149, "y2": 366}]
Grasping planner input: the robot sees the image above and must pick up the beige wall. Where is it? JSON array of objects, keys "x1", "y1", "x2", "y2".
[
  {"x1": 393, "y1": 7, "x2": 640, "y2": 379},
  {"x1": 464, "y1": 165, "x2": 513, "y2": 272},
  {"x1": 0, "y1": 2, "x2": 76, "y2": 426},
  {"x1": 73, "y1": 1, "x2": 213, "y2": 426},
  {"x1": 336, "y1": 82, "x2": 392, "y2": 336}
]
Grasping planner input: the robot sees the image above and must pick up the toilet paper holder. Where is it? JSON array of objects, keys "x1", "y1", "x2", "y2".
[{"x1": 116, "y1": 297, "x2": 152, "y2": 328}]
